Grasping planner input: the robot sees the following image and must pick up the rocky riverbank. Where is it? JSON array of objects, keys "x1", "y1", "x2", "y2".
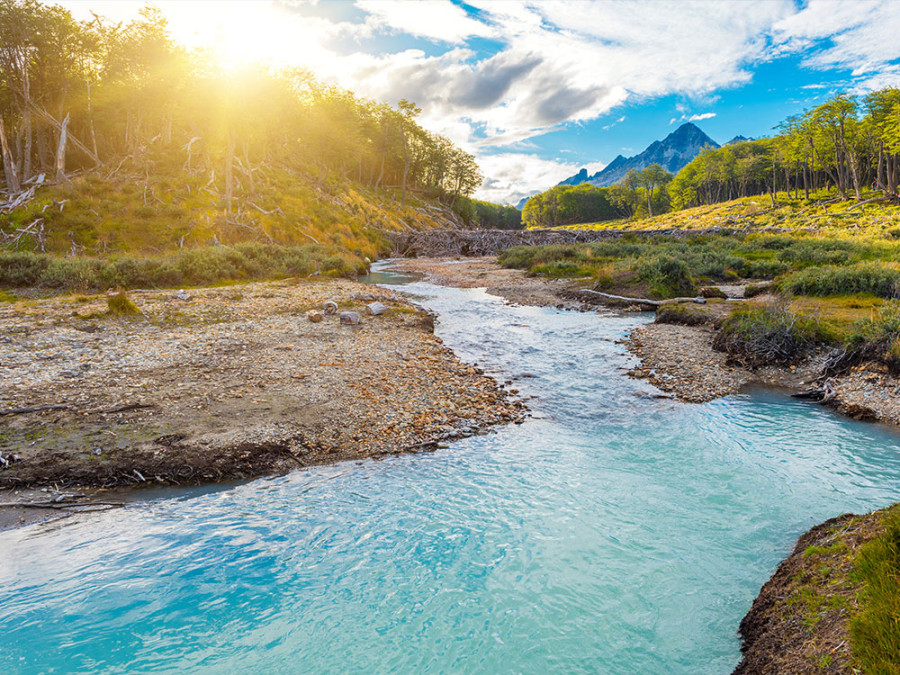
[{"x1": 0, "y1": 277, "x2": 525, "y2": 528}]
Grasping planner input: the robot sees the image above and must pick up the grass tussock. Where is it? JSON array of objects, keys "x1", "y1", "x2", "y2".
[
  {"x1": 712, "y1": 303, "x2": 825, "y2": 367},
  {"x1": 654, "y1": 304, "x2": 709, "y2": 326},
  {"x1": 777, "y1": 262, "x2": 900, "y2": 299},
  {"x1": 0, "y1": 243, "x2": 364, "y2": 291},
  {"x1": 849, "y1": 506, "x2": 900, "y2": 673},
  {"x1": 106, "y1": 291, "x2": 141, "y2": 316}
]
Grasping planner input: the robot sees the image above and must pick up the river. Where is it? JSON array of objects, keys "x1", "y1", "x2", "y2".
[{"x1": 2, "y1": 268, "x2": 900, "y2": 673}]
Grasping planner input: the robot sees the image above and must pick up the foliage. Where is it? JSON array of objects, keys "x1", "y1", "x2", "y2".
[
  {"x1": 637, "y1": 254, "x2": 695, "y2": 298},
  {"x1": 0, "y1": 242, "x2": 361, "y2": 290},
  {"x1": 522, "y1": 165, "x2": 672, "y2": 227},
  {"x1": 106, "y1": 291, "x2": 140, "y2": 315},
  {"x1": 849, "y1": 505, "x2": 900, "y2": 673},
  {"x1": 464, "y1": 198, "x2": 522, "y2": 229},
  {"x1": 777, "y1": 263, "x2": 900, "y2": 298},
  {"x1": 712, "y1": 303, "x2": 824, "y2": 367},
  {"x1": 654, "y1": 304, "x2": 708, "y2": 326}
]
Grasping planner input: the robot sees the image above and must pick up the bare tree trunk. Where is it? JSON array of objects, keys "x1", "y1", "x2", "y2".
[
  {"x1": 0, "y1": 117, "x2": 21, "y2": 193},
  {"x1": 23, "y1": 107, "x2": 32, "y2": 180},
  {"x1": 36, "y1": 123, "x2": 48, "y2": 172},
  {"x1": 55, "y1": 113, "x2": 70, "y2": 183},
  {"x1": 242, "y1": 142, "x2": 255, "y2": 193},
  {"x1": 86, "y1": 74, "x2": 99, "y2": 161},
  {"x1": 225, "y1": 132, "x2": 235, "y2": 213}
]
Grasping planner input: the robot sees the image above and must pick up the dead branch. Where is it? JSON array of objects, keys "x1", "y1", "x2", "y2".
[
  {"x1": 0, "y1": 404, "x2": 68, "y2": 417},
  {"x1": 580, "y1": 289, "x2": 707, "y2": 308}
]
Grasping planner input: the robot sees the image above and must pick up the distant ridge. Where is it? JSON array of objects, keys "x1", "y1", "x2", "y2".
[{"x1": 557, "y1": 123, "x2": 720, "y2": 188}]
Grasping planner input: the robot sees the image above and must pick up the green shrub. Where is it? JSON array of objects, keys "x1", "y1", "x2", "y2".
[
  {"x1": 698, "y1": 286, "x2": 727, "y2": 299},
  {"x1": 107, "y1": 291, "x2": 141, "y2": 316},
  {"x1": 0, "y1": 244, "x2": 363, "y2": 291},
  {"x1": 778, "y1": 263, "x2": 900, "y2": 298},
  {"x1": 639, "y1": 254, "x2": 696, "y2": 298},
  {"x1": 713, "y1": 304, "x2": 824, "y2": 367},
  {"x1": 654, "y1": 304, "x2": 708, "y2": 326}
]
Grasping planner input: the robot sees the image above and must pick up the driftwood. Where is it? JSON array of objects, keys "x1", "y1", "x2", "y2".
[
  {"x1": 806, "y1": 196, "x2": 890, "y2": 219},
  {"x1": 0, "y1": 402, "x2": 155, "y2": 417},
  {"x1": 0, "y1": 403, "x2": 68, "y2": 417},
  {"x1": 580, "y1": 289, "x2": 707, "y2": 308},
  {"x1": 0, "y1": 501, "x2": 125, "y2": 509}
]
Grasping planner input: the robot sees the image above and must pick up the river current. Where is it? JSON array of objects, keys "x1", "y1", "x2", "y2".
[{"x1": 2, "y1": 268, "x2": 900, "y2": 673}]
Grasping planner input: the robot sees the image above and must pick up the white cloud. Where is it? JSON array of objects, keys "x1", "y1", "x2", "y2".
[
  {"x1": 773, "y1": 0, "x2": 900, "y2": 80},
  {"x1": 474, "y1": 153, "x2": 598, "y2": 205},
  {"x1": 687, "y1": 112, "x2": 716, "y2": 121},
  {"x1": 355, "y1": 0, "x2": 494, "y2": 43}
]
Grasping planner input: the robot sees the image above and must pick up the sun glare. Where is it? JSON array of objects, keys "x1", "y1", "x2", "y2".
[{"x1": 62, "y1": 0, "x2": 332, "y2": 72}]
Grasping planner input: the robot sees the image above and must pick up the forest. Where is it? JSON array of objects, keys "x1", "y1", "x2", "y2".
[
  {"x1": 0, "y1": 0, "x2": 511, "y2": 284},
  {"x1": 523, "y1": 88, "x2": 900, "y2": 227}
]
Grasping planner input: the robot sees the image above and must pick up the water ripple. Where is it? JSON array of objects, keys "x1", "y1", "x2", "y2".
[{"x1": 2, "y1": 278, "x2": 900, "y2": 673}]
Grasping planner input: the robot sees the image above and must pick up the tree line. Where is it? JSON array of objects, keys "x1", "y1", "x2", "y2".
[
  {"x1": 523, "y1": 87, "x2": 900, "y2": 226},
  {"x1": 667, "y1": 89, "x2": 900, "y2": 209},
  {"x1": 0, "y1": 1, "x2": 484, "y2": 212},
  {"x1": 522, "y1": 164, "x2": 672, "y2": 227}
]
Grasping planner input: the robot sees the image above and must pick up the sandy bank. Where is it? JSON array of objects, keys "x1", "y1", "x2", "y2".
[{"x1": 0, "y1": 277, "x2": 525, "y2": 528}]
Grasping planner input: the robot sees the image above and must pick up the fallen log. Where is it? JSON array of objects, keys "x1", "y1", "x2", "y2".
[
  {"x1": 0, "y1": 404, "x2": 68, "y2": 417},
  {"x1": 580, "y1": 289, "x2": 707, "y2": 308}
]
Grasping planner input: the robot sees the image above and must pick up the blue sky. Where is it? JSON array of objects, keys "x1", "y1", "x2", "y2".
[{"x1": 60, "y1": 0, "x2": 900, "y2": 204}]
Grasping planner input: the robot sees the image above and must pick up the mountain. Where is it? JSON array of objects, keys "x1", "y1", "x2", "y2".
[
  {"x1": 725, "y1": 135, "x2": 753, "y2": 145},
  {"x1": 558, "y1": 123, "x2": 719, "y2": 188}
]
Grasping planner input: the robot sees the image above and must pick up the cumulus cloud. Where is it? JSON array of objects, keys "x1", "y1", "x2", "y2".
[
  {"x1": 474, "y1": 153, "x2": 599, "y2": 205},
  {"x1": 355, "y1": 0, "x2": 494, "y2": 43}
]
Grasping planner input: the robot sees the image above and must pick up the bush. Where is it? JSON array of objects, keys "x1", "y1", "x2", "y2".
[
  {"x1": 638, "y1": 254, "x2": 696, "y2": 298},
  {"x1": 777, "y1": 263, "x2": 900, "y2": 299},
  {"x1": 654, "y1": 304, "x2": 708, "y2": 326},
  {"x1": 713, "y1": 303, "x2": 824, "y2": 367},
  {"x1": 107, "y1": 291, "x2": 141, "y2": 316},
  {"x1": 698, "y1": 286, "x2": 727, "y2": 299},
  {"x1": 0, "y1": 244, "x2": 363, "y2": 291}
]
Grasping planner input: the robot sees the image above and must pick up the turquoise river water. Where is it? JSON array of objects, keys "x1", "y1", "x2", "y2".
[{"x1": 3, "y1": 267, "x2": 900, "y2": 673}]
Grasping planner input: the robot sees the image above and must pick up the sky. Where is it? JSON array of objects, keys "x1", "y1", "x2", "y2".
[{"x1": 58, "y1": 0, "x2": 900, "y2": 205}]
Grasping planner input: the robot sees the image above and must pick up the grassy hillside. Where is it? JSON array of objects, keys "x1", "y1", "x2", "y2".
[
  {"x1": 0, "y1": 158, "x2": 464, "y2": 291},
  {"x1": 546, "y1": 192, "x2": 900, "y2": 234}
]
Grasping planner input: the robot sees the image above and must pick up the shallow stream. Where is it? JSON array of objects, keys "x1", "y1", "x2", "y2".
[{"x1": 2, "y1": 267, "x2": 900, "y2": 673}]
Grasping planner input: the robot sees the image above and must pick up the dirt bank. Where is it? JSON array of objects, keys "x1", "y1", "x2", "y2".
[
  {"x1": 0, "y1": 277, "x2": 525, "y2": 527},
  {"x1": 734, "y1": 509, "x2": 891, "y2": 674},
  {"x1": 628, "y1": 320, "x2": 900, "y2": 424}
]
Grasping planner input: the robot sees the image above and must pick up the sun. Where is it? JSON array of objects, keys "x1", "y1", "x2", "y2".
[{"x1": 61, "y1": 0, "x2": 333, "y2": 73}]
